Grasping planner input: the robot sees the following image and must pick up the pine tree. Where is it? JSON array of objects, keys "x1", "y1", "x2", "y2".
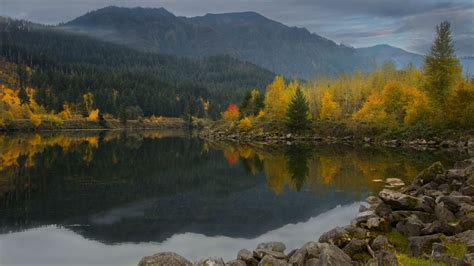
[
  {"x1": 424, "y1": 21, "x2": 461, "y2": 104},
  {"x1": 18, "y1": 87, "x2": 30, "y2": 105},
  {"x1": 285, "y1": 87, "x2": 311, "y2": 132}
]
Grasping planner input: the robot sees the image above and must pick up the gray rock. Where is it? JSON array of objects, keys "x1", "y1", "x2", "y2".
[
  {"x1": 253, "y1": 249, "x2": 287, "y2": 260},
  {"x1": 351, "y1": 210, "x2": 377, "y2": 226},
  {"x1": 396, "y1": 215, "x2": 424, "y2": 236},
  {"x1": 345, "y1": 225, "x2": 369, "y2": 240},
  {"x1": 374, "y1": 202, "x2": 392, "y2": 218},
  {"x1": 342, "y1": 239, "x2": 368, "y2": 259},
  {"x1": 391, "y1": 210, "x2": 435, "y2": 223},
  {"x1": 237, "y1": 249, "x2": 257, "y2": 266},
  {"x1": 256, "y1": 242, "x2": 286, "y2": 253},
  {"x1": 412, "y1": 161, "x2": 445, "y2": 186},
  {"x1": 459, "y1": 253, "x2": 474, "y2": 266},
  {"x1": 317, "y1": 243, "x2": 352, "y2": 266},
  {"x1": 420, "y1": 220, "x2": 455, "y2": 235},
  {"x1": 319, "y1": 227, "x2": 351, "y2": 248},
  {"x1": 138, "y1": 252, "x2": 193, "y2": 266},
  {"x1": 198, "y1": 257, "x2": 225, "y2": 266},
  {"x1": 225, "y1": 260, "x2": 246, "y2": 266},
  {"x1": 385, "y1": 178, "x2": 405, "y2": 187},
  {"x1": 407, "y1": 234, "x2": 442, "y2": 257},
  {"x1": 258, "y1": 255, "x2": 287, "y2": 266},
  {"x1": 378, "y1": 189, "x2": 423, "y2": 210},
  {"x1": 374, "y1": 250, "x2": 398, "y2": 266},
  {"x1": 435, "y1": 202, "x2": 456, "y2": 223},
  {"x1": 371, "y1": 235, "x2": 389, "y2": 251},
  {"x1": 436, "y1": 195, "x2": 473, "y2": 213},
  {"x1": 459, "y1": 214, "x2": 474, "y2": 232}
]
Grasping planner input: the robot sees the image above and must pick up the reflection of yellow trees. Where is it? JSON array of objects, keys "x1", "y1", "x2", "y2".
[
  {"x1": 319, "y1": 156, "x2": 341, "y2": 184},
  {"x1": 238, "y1": 145, "x2": 253, "y2": 159},
  {"x1": 264, "y1": 154, "x2": 291, "y2": 194}
]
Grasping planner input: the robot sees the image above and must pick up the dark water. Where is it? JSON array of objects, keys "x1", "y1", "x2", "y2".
[{"x1": 0, "y1": 130, "x2": 465, "y2": 265}]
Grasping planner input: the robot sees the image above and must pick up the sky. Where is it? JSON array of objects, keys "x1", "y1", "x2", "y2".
[{"x1": 1, "y1": 0, "x2": 473, "y2": 56}]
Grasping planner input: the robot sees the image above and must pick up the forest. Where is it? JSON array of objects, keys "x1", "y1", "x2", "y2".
[
  {"x1": 0, "y1": 18, "x2": 273, "y2": 127},
  {"x1": 219, "y1": 21, "x2": 473, "y2": 136}
]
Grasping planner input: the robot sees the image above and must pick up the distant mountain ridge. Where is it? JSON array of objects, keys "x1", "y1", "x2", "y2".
[
  {"x1": 63, "y1": 6, "x2": 474, "y2": 78},
  {"x1": 63, "y1": 6, "x2": 369, "y2": 78}
]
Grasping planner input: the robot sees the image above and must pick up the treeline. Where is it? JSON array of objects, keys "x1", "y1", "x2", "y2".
[
  {"x1": 0, "y1": 18, "x2": 274, "y2": 119},
  {"x1": 222, "y1": 21, "x2": 473, "y2": 134}
]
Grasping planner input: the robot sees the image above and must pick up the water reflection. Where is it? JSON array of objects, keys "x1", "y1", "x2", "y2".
[{"x1": 0, "y1": 130, "x2": 465, "y2": 264}]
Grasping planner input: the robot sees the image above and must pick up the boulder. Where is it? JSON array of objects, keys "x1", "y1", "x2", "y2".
[
  {"x1": 342, "y1": 239, "x2": 370, "y2": 261},
  {"x1": 385, "y1": 178, "x2": 405, "y2": 188},
  {"x1": 257, "y1": 255, "x2": 287, "y2": 266},
  {"x1": 459, "y1": 253, "x2": 474, "y2": 266},
  {"x1": 237, "y1": 249, "x2": 257, "y2": 266},
  {"x1": 138, "y1": 252, "x2": 193, "y2": 266},
  {"x1": 225, "y1": 260, "x2": 246, "y2": 266},
  {"x1": 378, "y1": 189, "x2": 423, "y2": 210},
  {"x1": 420, "y1": 220, "x2": 455, "y2": 236},
  {"x1": 288, "y1": 241, "x2": 317, "y2": 265},
  {"x1": 374, "y1": 202, "x2": 392, "y2": 218},
  {"x1": 345, "y1": 225, "x2": 369, "y2": 240},
  {"x1": 436, "y1": 195, "x2": 473, "y2": 213},
  {"x1": 198, "y1": 257, "x2": 225, "y2": 266},
  {"x1": 411, "y1": 161, "x2": 445, "y2": 186},
  {"x1": 396, "y1": 215, "x2": 424, "y2": 236},
  {"x1": 256, "y1": 242, "x2": 286, "y2": 253},
  {"x1": 459, "y1": 214, "x2": 474, "y2": 232},
  {"x1": 407, "y1": 234, "x2": 442, "y2": 257},
  {"x1": 319, "y1": 227, "x2": 351, "y2": 248},
  {"x1": 435, "y1": 202, "x2": 456, "y2": 223},
  {"x1": 351, "y1": 210, "x2": 378, "y2": 226},
  {"x1": 316, "y1": 243, "x2": 352, "y2": 266},
  {"x1": 391, "y1": 211, "x2": 435, "y2": 223},
  {"x1": 253, "y1": 249, "x2": 286, "y2": 260},
  {"x1": 371, "y1": 235, "x2": 389, "y2": 251},
  {"x1": 374, "y1": 250, "x2": 398, "y2": 266}
]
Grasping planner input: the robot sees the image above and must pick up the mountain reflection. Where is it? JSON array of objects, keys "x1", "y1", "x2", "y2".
[{"x1": 0, "y1": 131, "x2": 463, "y2": 245}]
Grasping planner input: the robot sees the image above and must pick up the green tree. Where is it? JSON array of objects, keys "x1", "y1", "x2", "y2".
[
  {"x1": 423, "y1": 21, "x2": 461, "y2": 104},
  {"x1": 18, "y1": 87, "x2": 30, "y2": 105},
  {"x1": 285, "y1": 87, "x2": 312, "y2": 132}
]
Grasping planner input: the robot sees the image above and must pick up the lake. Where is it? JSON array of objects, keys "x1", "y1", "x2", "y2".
[{"x1": 0, "y1": 130, "x2": 464, "y2": 265}]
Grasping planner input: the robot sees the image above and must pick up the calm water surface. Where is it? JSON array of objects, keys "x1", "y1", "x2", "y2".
[{"x1": 0, "y1": 130, "x2": 464, "y2": 265}]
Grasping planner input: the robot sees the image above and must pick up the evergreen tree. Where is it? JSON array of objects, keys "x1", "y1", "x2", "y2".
[
  {"x1": 285, "y1": 87, "x2": 311, "y2": 132},
  {"x1": 424, "y1": 21, "x2": 461, "y2": 104},
  {"x1": 18, "y1": 87, "x2": 30, "y2": 105}
]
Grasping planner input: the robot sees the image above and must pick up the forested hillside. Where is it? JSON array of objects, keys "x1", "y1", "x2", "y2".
[
  {"x1": 63, "y1": 6, "x2": 368, "y2": 78},
  {"x1": 0, "y1": 17, "x2": 274, "y2": 119}
]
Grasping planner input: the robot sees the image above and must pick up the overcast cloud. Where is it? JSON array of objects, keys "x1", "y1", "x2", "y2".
[{"x1": 0, "y1": 0, "x2": 472, "y2": 56}]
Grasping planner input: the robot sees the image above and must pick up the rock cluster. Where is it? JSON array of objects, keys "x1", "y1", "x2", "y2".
[
  {"x1": 199, "y1": 129, "x2": 474, "y2": 152},
  {"x1": 138, "y1": 158, "x2": 474, "y2": 265}
]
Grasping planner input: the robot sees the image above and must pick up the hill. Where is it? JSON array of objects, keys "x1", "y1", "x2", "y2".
[
  {"x1": 0, "y1": 17, "x2": 274, "y2": 117},
  {"x1": 63, "y1": 6, "x2": 369, "y2": 79}
]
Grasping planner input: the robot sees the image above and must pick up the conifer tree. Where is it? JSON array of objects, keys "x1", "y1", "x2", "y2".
[
  {"x1": 285, "y1": 87, "x2": 311, "y2": 132},
  {"x1": 424, "y1": 21, "x2": 461, "y2": 104}
]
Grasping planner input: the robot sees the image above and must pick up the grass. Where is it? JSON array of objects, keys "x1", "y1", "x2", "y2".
[
  {"x1": 386, "y1": 230, "x2": 408, "y2": 253},
  {"x1": 396, "y1": 254, "x2": 448, "y2": 266},
  {"x1": 444, "y1": 240, "x2": 468, "y2": 259}
]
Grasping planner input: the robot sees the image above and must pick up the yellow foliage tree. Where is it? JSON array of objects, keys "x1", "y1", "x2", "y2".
[
  {"x1": 29, "y1": 113, "x2": 41, "y2": 127},
  {"x1": 445, "y1": 80, "x2": 474, "y2": 127},
  {"x1": 265, "y1": 76, "x2": 292, "y2": 120},
  {"x1": 87, "y1": 109, "x2": 100, "y2": 121},
  {"x1": 239, "y1": 116, "x2": 252, "y2": 131},
  {"x1": 319, "y1": 91, "x2": 341, "y2": 120},
  {"x1": 352, "y1": 91, "x2": 391, "y2": 126}
]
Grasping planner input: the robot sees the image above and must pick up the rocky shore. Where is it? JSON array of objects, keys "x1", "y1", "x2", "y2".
[
  {"x1": 138, "y1": 157, "x2": 474, "y2": 265},
  {"x1": 199, "y1": 129, "x2": 474, "y2": 153}
]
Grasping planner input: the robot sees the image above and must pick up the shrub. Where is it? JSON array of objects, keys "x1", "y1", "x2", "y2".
[
  {"x1": 87, "y1": 109, "x2": 100, "y2": 121},
  {"x1": 222, "y1": 104, "x2": 240, "y2": 121},
  {"x1": 239, "y1": 117, "x2": 252, "y2": 131},
  {"x1": 29, "y1": 113, "x2": 41, "y2": 127}
]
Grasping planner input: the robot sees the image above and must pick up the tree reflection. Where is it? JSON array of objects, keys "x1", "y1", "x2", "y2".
[{"x1": 285, "y1": 145, "x2": 312, "y2": 191}]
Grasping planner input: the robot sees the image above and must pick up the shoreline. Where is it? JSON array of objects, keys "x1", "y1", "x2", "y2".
[
  {"x1": 199, "y1": 127, "x2": 474, "y2": 153},
  {"x1": 138, "y1": 157, "x2": 474, "y2": 265}
]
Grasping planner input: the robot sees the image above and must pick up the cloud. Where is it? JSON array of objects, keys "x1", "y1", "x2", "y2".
[{"x1": 0, "y1": 0, "x2": 472, "y2": 55}]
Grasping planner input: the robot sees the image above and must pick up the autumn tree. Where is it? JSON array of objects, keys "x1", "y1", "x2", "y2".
[
  {"x1": 240, "y1": 89, "x2": 264, "y2": 116},
  {"x1": 352, "y1": 91, "x2": 390, "y2": 127},
  {"x1": 424, "y1": 21, "x2": 461, "y2": 104},
  {"x1": 285, "y1": 87, "x2": 311, "y2": 132},
  {"x1": 222, "y1": 103, "x2": 240, "y2": 121},
  {"x1": 319, "y1": 91, "x2": 341, "y2": 120}
]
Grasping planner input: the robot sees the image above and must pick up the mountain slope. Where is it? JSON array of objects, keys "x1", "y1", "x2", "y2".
[
  {"x1": 63, "y1": 6, "x2": 369, "y2": 79},
  {"x1": 357, "y1": 44, "x2": 424, "y2": 69},
  {"x1": 0, "y1": 17, "x2": 274, "y2": 117}
]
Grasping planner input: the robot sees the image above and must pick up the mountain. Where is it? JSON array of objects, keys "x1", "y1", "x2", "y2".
[
  {"x1": 63, "y1": 6, "x2": 369, "y2": 79},
  {"x1": 358, "y1": 44, "x2": 474, "y2": 76},
  {"x1": 0, "y1": 18, "x2": 274, "y2": 117},
  {"x1": 357, "y1": 44, "x2": 424, "y2": 69}
]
